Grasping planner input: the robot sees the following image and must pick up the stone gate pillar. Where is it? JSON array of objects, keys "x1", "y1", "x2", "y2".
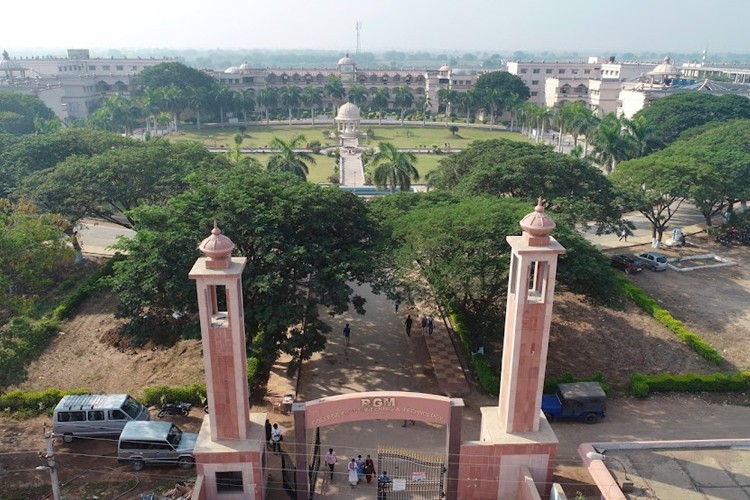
[{"x1": 458, "y1": 201, "x2": 565, "y2": 499}]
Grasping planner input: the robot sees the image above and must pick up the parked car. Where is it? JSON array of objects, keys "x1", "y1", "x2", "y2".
[
  {"x1": 610, "y1": 254, "x2": 645, "y2": 274},
  {"x1": 542, "y1": 382, "x2": 607, "y2": 424},
  {"x1": 53, "y1": 394, "x2": 150, "y2": 443},
  {"x1": 637, "y1": 252, "x2": 669, "y2": 271},
  {"x1": 118, "y1": 421, "x2": 197, "y2": 471}
]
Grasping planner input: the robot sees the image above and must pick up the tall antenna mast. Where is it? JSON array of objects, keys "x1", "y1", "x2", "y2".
[{"x1": 356, "y1": 21, "x2": 362, "y2": 54}]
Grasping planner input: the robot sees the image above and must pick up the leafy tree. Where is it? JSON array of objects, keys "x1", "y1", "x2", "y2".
[
  {"x1": 0, "y1": 199, "x2": 74, "y2": 319},
  {"x1": 87, "y1": 93, "x2": 143, "y2": 136},
  {"x1": 0, "y1": 128, "x2": 132, "y2": 197},
  {"x1": 21, "y1": 141, "x2": 219, "y2": 228},
  {"x1": 108, "y1": 167, "x2": 377, "y2": 374},
  {"x1": 235, "y1": 88, "x2": 256, "y2": 124},
  {"x1": 370, "y1": 194, "x2": 620, "y2": 341},
  {"x1": 622, "y1": 115, "x2": 662, "y2": 159},
  {"x1": 611, "y1": 154, "x2": 694, "y2": 246},
  {"x1": 473, "y1": 71, "x2": 530, "y2": 126},
  {"x1": 437, "y1": 88, "x2": 460, "y2": 126},
  {"x1": 429, "y1": 138, "x2": 622, "y2": 231},
  {"x1": 0, "y1": 92, "x2": 56, "y2": 135},
  {"x1": 266, "y1": 134, "x2": 315, "y2": 180},
  {"x1": 137, "y1": 62, "x2": 219, "y2": 94},
  {"x1": 369, "y1": 142, "x2": 419, "y2": 193},
  {"x1": 634, "y1": 93, "x2": 750, "y2": 147},
  {"x1": 392, "y1": 86, "x2": 414, "y2": 125}
]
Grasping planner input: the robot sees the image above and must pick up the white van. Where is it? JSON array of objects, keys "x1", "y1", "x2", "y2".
[
  {"x1": 53, "y1": 394, "x2": 150, "y2": 443},
  {"x1": 117, "y1": 421, "x2": 197, "y2": 471}
]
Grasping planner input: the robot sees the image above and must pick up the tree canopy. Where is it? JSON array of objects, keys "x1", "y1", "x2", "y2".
[
  {"x1": 0, "y1": 92, "x2": 57, "y2": 136},
  {"x1": 426, "y1": 139, "x2": 622, "y2": 231},
  {"x1": 108, "y1": 167, "x2": 378, "y2": 370},
  {"x1": 136, "y1": 62, "x2": 220, "y2": 94},
  {"x1": 634, "y1": 93, "x2": 750, "y2": 147},
  {"x1": 21, "y1": 140, "x2": 220, "y2": 228},
  {"x1": 369, "y1": 193, "x2": 621, "y2": 342}
]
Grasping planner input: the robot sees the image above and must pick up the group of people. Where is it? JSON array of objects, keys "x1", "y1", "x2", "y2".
[
  {"x1": 326, "y1": 449, "x2": 379, "y2": 486},
  {"x1": 264, "y1": 419, "x2": 283, "y2": 453},
  {"x1": 404, "y1": 314, "x2": 434, "y2": 337}
]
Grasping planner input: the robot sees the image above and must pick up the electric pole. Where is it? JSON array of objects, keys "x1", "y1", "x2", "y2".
[{"x1": 38, "y1": 426, "x2": 62, "y2": 500}]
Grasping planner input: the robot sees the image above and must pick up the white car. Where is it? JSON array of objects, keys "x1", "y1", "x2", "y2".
[{"x1": 637, "y1": 252, "x2": 668, "y2": 271}]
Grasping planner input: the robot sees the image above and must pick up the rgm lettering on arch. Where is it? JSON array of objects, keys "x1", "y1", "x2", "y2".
[{"x1": 303, "y1": 391, "x2": 452, "y2": 428}]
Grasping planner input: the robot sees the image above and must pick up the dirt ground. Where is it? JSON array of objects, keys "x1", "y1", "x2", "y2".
[{"x1": 2, "y1": 236, "x2": 750, "y2": 498}]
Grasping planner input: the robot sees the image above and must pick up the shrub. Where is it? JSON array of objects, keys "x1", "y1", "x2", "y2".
[
  {"x1": 0, "y1": 388, "x2": 88, "y2": 415},
  {"x1": 52, "y1": 254, "x2": 122, "y2": 321},
  {"x1": 450, "y1": 312, "x2": 499, "y2": 394},
  {"x1": 628, "y1": 371, "x2": 750, "y2": 398},
  {"x1": 142, "y1": 384, "x2": 207, "y2": 406}
]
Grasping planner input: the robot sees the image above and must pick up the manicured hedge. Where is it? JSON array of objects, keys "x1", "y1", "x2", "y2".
[
  {"x1": 629, "y1": 371, "x2": 750, "y2": 398},
  {"x1": 618, "y1": 275, "x2": 722, "y2": 364},
  {"x1": 0, "y1": 388, "x2": 89, "y2": 415}
]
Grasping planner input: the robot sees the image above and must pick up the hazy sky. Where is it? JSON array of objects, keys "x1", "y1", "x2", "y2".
[{"x1": 4, "y1": 0, "x2": 749, "y2": 55}]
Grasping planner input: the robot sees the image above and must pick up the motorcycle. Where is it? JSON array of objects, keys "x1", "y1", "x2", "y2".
[{"x1": 157, "y1": 402, "x2": 192, "y2": 418}]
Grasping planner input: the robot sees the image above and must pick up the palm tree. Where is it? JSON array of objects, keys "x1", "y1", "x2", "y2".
[
  {"x1": 256, "y1": 86, "x2": 278, "y2": 124},
  {"x1": 591, "y1": 113, "x2": 630, "y2": 173},
  {"x1": 369, "y1": 142, "x2": 419, "y2": 193},
  {"x1": 302, "y1": 85, "x2": 322, "y2": 125},
  {"x1": 236, "y1": 88, "x2": 255, "y2": 124},
  {"x1": 279, "y1": 85, "x2": 302, "y2": 125},
  {"x1": 211, "y1": 85, "x2": 232, "y2": 128},
  {"x1": 392, "y1": 86, "x2": 414, "y2": 125},
  {"x1": 419, "y1": 95, "x2": 432, "y2": 126},
  {"x1": 324, "y1": 75, "x2": 346, "y2": 112},
  {"x1": 267, "y1": 134, "x2": 316, "y2": 180},
  {"x1": 461, "y1": 89, "x2": 478, "y2": 125},
  {"x1": 186, "y1": 85, "x2": 209, "y2": 130},
  {"x1": 371, "y1": 88, "x2": 390, "y2": 125},
  {"x1": 437, "y1": 88, "x2": 457, "y2": 126},
  {"x1": 623, "y1": 115, "x2": 662, "y2": 159},
  {"x1": 162, "y1": 85, "x2": 185, "y2": 132},
  {"x1": 506, "y1": 92, "x2": 524, "y2": 132},
  {"x1": 348, "y1": 85, "x2": 369, "y2": 107}
]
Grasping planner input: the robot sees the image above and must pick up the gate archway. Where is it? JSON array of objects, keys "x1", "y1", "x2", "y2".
[{"x1": 292, "y1": 391, "x2": 463, "y2": 499}]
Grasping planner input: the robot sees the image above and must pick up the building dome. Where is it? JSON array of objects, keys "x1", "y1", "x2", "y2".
[
  {"x1": 336, "y1": 101, "x2": 361, "y2": 121},
  {"x1": 0, "y1": 50, "x2": 23, "y2": 71},
  {"x1": 337, "y1": 53, "x2": 355, "y2": 66},
  {"x1": 649, "y1": 56, "x2": 680, "y2": 76},
  {"x1": 239, "y1": 61, "x2": 251, "y2": 71},
  {"x1": 519, "y1": 199, "x2": 555, "y2": 246},
  {"x1": 439, "y1": 64, "x2": 451, "y2": 72},
  {"x1": 224, "y1": 66, "x2": 241, "y2": 74}
]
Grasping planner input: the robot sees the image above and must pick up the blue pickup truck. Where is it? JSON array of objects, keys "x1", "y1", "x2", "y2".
[{"x1": 542, "y1": 382, "x2": 607, "y2": 424}]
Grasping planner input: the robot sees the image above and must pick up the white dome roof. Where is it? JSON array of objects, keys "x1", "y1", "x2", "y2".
[
  {"x1": 0, "y1": 50, "x2": 23, "y2": 71},
  {"x1": 338, "y1": 53, "x2": 355, "y2": 66},
  {"x1": 239, "y1": 61, "x2": 251, "y2": 70},
  {"x1": 336, "y1": 102, "x2": 361, "y2": 121},
  {"x1": 649, "y1": 56, "x2": 681, "y2": 76},
  {"x1": 439, "y1": 65, "x2": 451, "y2": 72},
  {"x1": 224, "y1": 66, "x2": 241, "y2": 74}
]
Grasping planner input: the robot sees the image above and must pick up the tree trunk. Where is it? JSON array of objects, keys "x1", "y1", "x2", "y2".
[
  {"x1": 196, "y1": 109, "x2": 201, "y2": 130},
  {"x1": 311, "y1": 107, "x2": 315, "y2": 125},
  {"x1": 220, "y1": 105, "x2": 224, "y2": 128}
]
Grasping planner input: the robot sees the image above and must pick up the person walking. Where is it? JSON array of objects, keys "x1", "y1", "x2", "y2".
[
  {"x1": 405, "y1": 315, "x2": 413, "y2": 337},
  {"x1": 264, "y1": 419, "x2": 272, "y2": 450},
  {"x1": 356, "y1": 455, "x2": 365, "y2": 483},
  {"x1": 271, "y1": 423, "x2": 282, "y2": 453},
  {"x1": 343, "y1": 323, "x2": 351, "y2": 346},
  {"x1": 364, "y1": 454, "x2": 376, "y2": 483},
  {"x1": 347, "y1": 458, "x2": 358, "y2": 486},
  {"x1": 324, "y1": 448, "x2": 337, "y2": 480},
  {"x1": 427, "y1": 315, "x2": 434, "y2": 335},
  {"x1": 420, "y1": 315, "x2": 428, "y2": 335},
  {"x1": 394, "y1": 297, "x2": 401, "y2": 312}
]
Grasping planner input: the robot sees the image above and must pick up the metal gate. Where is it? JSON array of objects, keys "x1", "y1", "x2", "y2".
[{"x1": 377, "y1": 446, "x2": 446, "y2": 499}]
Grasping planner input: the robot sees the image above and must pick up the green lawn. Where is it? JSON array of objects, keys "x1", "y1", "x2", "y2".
[
  {"x1": 242, "y1": 151, "x2": 443, "y2": 184},
  {"x1": 170, "y1": 124, "x2": 530, "y2": 150},
  {"x1": 171, "y1": 123, "x2": 528, "y2": 184}
]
